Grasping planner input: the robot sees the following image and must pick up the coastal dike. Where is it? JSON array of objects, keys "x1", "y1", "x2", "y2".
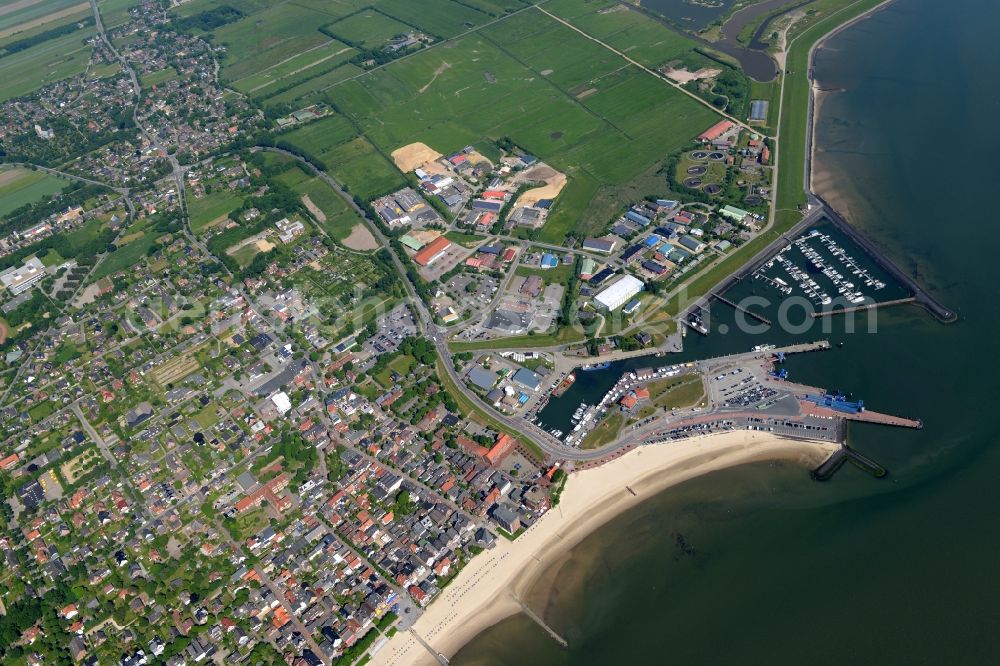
[
  {"x1": 803, "y1": 0, "x2": 957, "y2": 324},
  {"x1": 691, "y1": 0, "x2": 959, "y2": 326}
]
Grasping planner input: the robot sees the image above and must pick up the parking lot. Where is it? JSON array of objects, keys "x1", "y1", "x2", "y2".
[{"x1": 363, "y1": 305, "x2": 417, "y2": 357}]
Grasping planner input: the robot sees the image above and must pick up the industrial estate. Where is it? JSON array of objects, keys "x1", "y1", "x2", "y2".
[{"x1": 0, "y1": 1, "x2": 946, "y2": 666}]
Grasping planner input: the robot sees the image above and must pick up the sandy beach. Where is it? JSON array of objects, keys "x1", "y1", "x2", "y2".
[{"x1": 367, "y1": 431, "x2": 836, "y2": 666}]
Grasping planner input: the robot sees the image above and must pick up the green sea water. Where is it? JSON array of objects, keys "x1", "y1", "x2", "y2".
[{"x1": 455, "y1": 0, "x2": 1000, "y2": 663}]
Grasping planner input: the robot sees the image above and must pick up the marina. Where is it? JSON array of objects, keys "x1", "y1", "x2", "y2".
[{"x1": 749, "y1": 227, "x2": 898, "y2": 310}]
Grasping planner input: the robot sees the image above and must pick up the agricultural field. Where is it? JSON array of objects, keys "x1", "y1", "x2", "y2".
[
  {"x1": 273, "y1": 165, "x2": 312, "y2": 189},
  {"x1": 207, "y1": 3, "x2": 351, "y2": 83},
  {"x1": 277, "y1": 116, "x2": 405, "y2": 200},
  {"x1": 0, "y1": 23, "x2": 97, "y2": 101},
  {"x1": 373, "y1": 0, "x2": 488, "y2": 39},
  {"x1": 228, "y1": 39, "x2": 355, "y2": 97},
  {"x1": 277, "y1": 115, "x2": 358, "y2": 153},
  {"x1": 256, "y1": 62, "x2": 362, "y2": 108},
  {"x1": 0, "y1": 0, "x2": 88, "y2": 38},
  {"x1": 542, "y1": 0, "x2": 712, "y2": 70},
  {"x1": 321, "y1": 10, "x2": 719, "y2": 242},
  {"x1": 188, "y1": 189, "x2": 243, "y2": 233},
  {"x1": 323, "y1": 9, "x2": 414, "y2": 48},
  {"x1": 96, "y1": 0, "x2": 139, "y2": 28},
  {"x1": 455, "y1": 0, "x2": 530, "y2": 16},
  {"x1": 0, "y1": 167, "x2": 69, "y2": 217}
]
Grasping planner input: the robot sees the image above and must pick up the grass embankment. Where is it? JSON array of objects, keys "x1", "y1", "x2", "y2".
[
  {"x1": 659, "y1": 0, "x2": 888, "y2": 317},
  {"x1": 633, "y1": 376, "x2": 705, "y2": 419},
  {"x1": 434, "y1": 357, "x2": 545, "y2": 461},
  {"x1": 582, "y1": 410, "x2": 625, "y2": 450},
  {"x1": 775, "y1": 0, "x2": 890, "y2": 215}
]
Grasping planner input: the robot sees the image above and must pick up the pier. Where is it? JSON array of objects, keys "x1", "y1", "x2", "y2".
[
  {"x1": 775, "y1": 340, "x2": 831, "y2": 354},
  {"x1": 711, "y1": 292, "x2": 772, "y2": 326},
  {"x1": 512, "y1": 594, "x2": 569, "y2": 648},
  {"x1": 800, "y1": 401, "x2": 922, "y2": 429},
  {"x1": 810, "y1": 296, "x2": 916, "y2": 318}
]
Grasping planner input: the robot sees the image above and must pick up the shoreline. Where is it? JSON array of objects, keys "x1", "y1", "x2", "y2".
[
  {"x1": 367, "y1": 432, "x2": 836, "y2": 666},
  {"x1": 370, "y1": 5, "x2": 900, "y2": 666},
  {"x1": 807, "y1": 0, "x2": 899, "y2": 197}
]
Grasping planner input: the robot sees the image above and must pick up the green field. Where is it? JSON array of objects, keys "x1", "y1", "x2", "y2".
[
  {"x1": 141, "y1": 66, "x2": 180, "y2": 89},
  {"x1": 375, "y1": 0, "x2": 488, "y2": 39},
  {"x1": 40, "y1": 248, "x2": 65, "y2": 267},
  {"x1": 444, "y1": 231, "x2": 486, "y2": 248},
  {"x1": 193, "y1": 402, "x2": 221, "y2": 429},
  {"x1": 229, "y1": 39, "x2": 355, "y2": 97},
  {"x1": 319, "y1": 9, "x2": 719, "y2": 241},
  {"x1": 293, "y1": 175, "x2": 364, "y2": 242},
  {"x1": 542, "y1": 0, "x2": 712, "y2": 70},
  {"x1": 210, "y1": 3, "x2": 345, "y2": 83},
  {"x1": 375, "y1": 354, "x2": 415, "y2": 388},
  {"x1": 229, "y1": 242, "x2": 262, "y2": 268},
  {"x1": 323, "y1": 9, "x2": 414, "y2": 48},
  {"x1": 0, "y1": 168, "x2": 69, "y2": 217},
  {"x1": 0, "y1": 6, "x2": 91, "y2": 53},
  {"x1": 97, "y1": 0, "x2": 140, "y2": 28},
  {"x1": 188, "y1": 189, "x2": 244, "y2": 233},
  {"x1": 278, "y1": 115, "x2": 359, "y2": 153},
  {"x1": 92, "y1": 227, "x2": 164, "y2": 279},
  {"x1": 515, "y1": 260, "x2": 574, "y2": 286},
  {"x1": 0, "y1": 25, "x2": 97, "y2": 101},
  {"x1": 278, "y1": 116, "x2": 406, "y2": 200},
  {"x1": 0, "y1": 0, "x2": 85, "y2": 34},
  {"x1": 257, "y1": 62, "x2": 363, "y2": 108}
]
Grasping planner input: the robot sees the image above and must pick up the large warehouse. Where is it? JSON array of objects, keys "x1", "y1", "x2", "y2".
[
  {"x1": 413, "y1": 236, "x2": 453, "y2": 266},
  {"x1": 594, "y1": 275, "x2": 644, "y2": 311}
]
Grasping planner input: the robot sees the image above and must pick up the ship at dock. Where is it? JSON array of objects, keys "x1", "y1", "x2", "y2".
[{"x1": 551, "y1": 372, "x2": 576, "y2": 398}]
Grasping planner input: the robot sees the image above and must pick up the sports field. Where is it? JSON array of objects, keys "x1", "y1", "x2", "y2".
[{"x1": 0, "y1": 168, "x2": 69, "y2": 217}]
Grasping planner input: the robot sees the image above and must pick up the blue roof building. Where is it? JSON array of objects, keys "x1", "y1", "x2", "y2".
[
  {"x1": 625, "y1": 211, "x2": 651, "y2": 226},
  {"x1": 540, "y1": 253, "x2": 558, "y2": 268},
  {"x1": 467, "y1": 366, "x2": 499, "y2": 391},
  {"x1": 512, "y1": 367, "x2": 542, "y2": 391}
]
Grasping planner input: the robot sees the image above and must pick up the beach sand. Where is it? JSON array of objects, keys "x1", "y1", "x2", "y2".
[{"x1": 367, "y1": 432, "x2": 836, "y2": 666}]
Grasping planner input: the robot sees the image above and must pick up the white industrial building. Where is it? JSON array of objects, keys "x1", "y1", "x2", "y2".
[
  {"x1": 594, "y1": 275, "x2": 644, "y2": 311},
  {"x1": 0, "y1": 256, "x2": 46, "y2": 296}
]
